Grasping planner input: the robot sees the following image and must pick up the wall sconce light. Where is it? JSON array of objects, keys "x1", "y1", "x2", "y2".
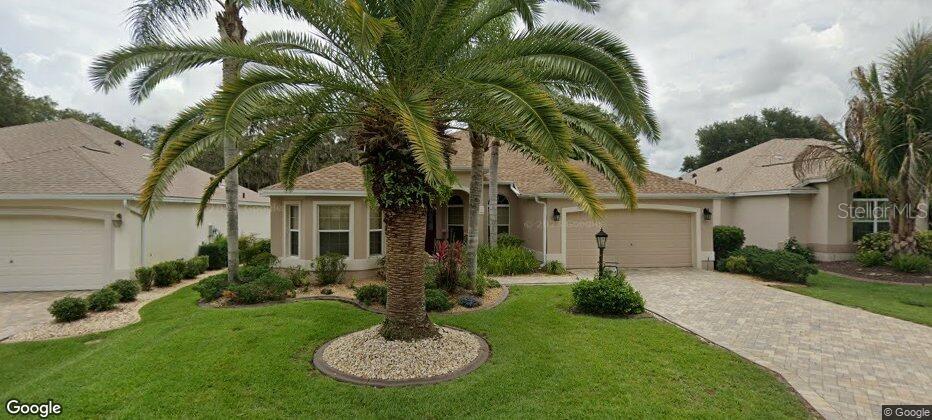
[
  {"x1": 703, "y1": 208, "x2": 712, "y2": 221},
  {"x1": 112, "y1": 213, "x2": 123, "y2": 228},
  {"x1": 552, "y1": 208, "x2": 561, "y2": 221}
]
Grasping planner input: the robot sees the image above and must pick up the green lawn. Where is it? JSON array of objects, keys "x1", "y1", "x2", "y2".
[
  {"x1": 775, "y1": 272, "x2": 932, "y2": 326},
  {"x1": 0, "y1": 285, "x2": 811, "y2": 418}
]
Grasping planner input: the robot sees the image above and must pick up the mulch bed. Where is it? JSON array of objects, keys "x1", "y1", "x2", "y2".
[{"x1": 817, "y1": 261, "x2": 931, "y2": 285}]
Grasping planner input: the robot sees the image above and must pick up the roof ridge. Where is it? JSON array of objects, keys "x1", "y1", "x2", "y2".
[{"x1": 70, "y1": 145, "x2": 134, "y2": 194}]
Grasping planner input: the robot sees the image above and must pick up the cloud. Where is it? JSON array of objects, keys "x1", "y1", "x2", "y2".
[{"x1": 1, "y1": 0, "x2": 929, "y2": 175}]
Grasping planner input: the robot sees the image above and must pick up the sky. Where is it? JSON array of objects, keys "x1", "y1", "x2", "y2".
[{"x1": 0, "y1": 0, "x2": 929, "y2": 175}]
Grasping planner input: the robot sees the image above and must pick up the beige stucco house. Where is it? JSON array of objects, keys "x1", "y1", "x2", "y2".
[
  {"x1": 684, "y1": 138, "x2": 928, "y2": 261},
  {"x1": 261, "y1": 133, "x2": 724, "y2": 279},
  {"x1": 0, "y1": 120, "x2": 270, "y2": 291}
]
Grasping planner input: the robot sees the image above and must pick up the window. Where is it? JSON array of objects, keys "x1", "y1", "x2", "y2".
[
  {"x1": 368, "y1": 207, "x2": 383, "y2": 257},
  {"x1": 318, "y1": 204, "x2": 351, "y2": 256},
  {"x1": 495, "y1": 194, "x2": 510, "y2": 235},
  {"x1": 851, "y1": 198, "x2": 890, "y2": 241},
  {"x1": 447, "y1": 195, "x2": 465, "y2": 242},
  {"x1": 286, "y1": 205, "x2": 300, "y2": 257}
]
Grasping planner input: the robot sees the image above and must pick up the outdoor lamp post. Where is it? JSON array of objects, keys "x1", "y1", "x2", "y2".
[{"x1": 595, "y1": 228, "x2": 608, "y2": 278}]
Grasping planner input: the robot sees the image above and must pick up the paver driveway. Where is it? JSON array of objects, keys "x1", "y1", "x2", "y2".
[
  {"x1": 0, "y1": 291, "x2": 88, "y2": 341},
  {"x1": 624, "y1": 268, "x2": 932, "y2": 420}
]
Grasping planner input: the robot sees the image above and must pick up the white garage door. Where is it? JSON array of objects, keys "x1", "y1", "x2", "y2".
[
  {"x1": 565, "y1": 209, "x2": 693, "y2": 269},
  {"x1": 0, "y1": 215, "x2": 108, "y2": 291}
]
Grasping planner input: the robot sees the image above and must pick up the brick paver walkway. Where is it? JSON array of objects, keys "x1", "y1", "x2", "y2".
[{"x1": 625, "y1": 268, "x2": 932, "y2": 419}]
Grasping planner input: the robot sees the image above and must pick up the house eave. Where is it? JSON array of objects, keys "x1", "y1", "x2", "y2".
[
  {"x1": 0, "y1": 193, "x2": 269, "y2": 206},
  {"x1": 730, "y1": 188, "x2": 819, "y2": 197},
  {"x1": 260, "y1": 189, "x2": 368, "y2": 197}
]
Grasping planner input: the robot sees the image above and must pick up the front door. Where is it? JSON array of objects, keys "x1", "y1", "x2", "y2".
[{"x1": 425, "y1": 207, "x2": 437, "y2": 253}]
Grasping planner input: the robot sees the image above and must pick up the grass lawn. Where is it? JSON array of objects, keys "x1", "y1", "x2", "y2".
[
  {"x1": 775, "y1": 272, "x2": 932, "y2": 327},
  {"x1": 0, "y1": 285, "x2": 811, "y2": 418}
]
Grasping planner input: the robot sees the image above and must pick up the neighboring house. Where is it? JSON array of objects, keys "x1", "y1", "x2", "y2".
[
  {"x1": 261, "y1": 132, "x2": 724, "y2": 279},
  {"x1": 683, "y1": 138, "x2": 928, "y2": 261},
  {"x1": 0, "y1": 120, "x2": 270, "y2": 291}
]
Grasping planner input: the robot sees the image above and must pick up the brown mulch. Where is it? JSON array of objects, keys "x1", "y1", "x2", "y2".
[{"x1": 817, "y1": 261, "x2": 931, "y2": 285}]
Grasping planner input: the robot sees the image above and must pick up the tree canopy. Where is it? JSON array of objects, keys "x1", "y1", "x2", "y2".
[{"x1": 680, "y1": 107, "x2": 832, "y2": 172}]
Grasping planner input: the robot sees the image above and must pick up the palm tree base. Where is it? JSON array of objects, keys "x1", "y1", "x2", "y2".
[{"x1": 379, "y1": 316, "x2": 440, "y2": 341}]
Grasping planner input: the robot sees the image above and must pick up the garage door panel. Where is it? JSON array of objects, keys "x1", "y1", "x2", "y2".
[
  {"x1": 566, "y1": 209, "x2": 693, "y2": 268},
  {"x1": 0, "y1": 215, "x2": 108, "y2": 291}
]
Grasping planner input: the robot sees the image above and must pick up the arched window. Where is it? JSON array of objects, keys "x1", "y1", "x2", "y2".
[
  {"x1": 447, "y1": 195, "x2": 465, "y2": 242},
  {"x1": 495, "y1": 194, "x2": 509, "y2": 235}
]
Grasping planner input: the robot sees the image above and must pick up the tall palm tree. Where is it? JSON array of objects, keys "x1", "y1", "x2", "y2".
[
  {"x1": 795, "y1": 27, "x2": 931, "y2": 255},
  {"x1": 91, "y1": 0, "x2": 657, "y2": 340},
  {"x1": 488, "y1": 137, "x2": 500, "y2": 245},
  {"x1": 116, "y1": 0, "x2": 295, "y2": 281},
  {"x1": 466, "y1": 130, "x2": 489, "y2": 280}
]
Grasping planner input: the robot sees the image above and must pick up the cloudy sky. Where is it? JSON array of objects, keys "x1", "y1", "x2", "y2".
[{"x1": 1, "y1": 0, "x2": 929, "y2": 175}]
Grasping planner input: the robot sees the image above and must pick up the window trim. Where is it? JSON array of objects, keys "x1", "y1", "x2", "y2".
[
  {"x1": 314, "y1": 201, "x2": 354, "y2": 259},
  {"x1": 366, "y1": 206, "x2": 384, "y2": 258},
  {"x1": 283, "y1": 202, "x2": 301, "y2": 258},
  {"x1": 447, "y1": 195, "x2": 465, "y2": 241},
  {"x1": 852, "y1": 198, "x2": 890, "y2": 238},
  {"x1": 496, "y1": 194, "x2": 510, "y2": 234}
]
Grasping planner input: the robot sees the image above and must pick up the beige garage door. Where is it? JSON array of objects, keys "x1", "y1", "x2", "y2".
[
  {"x1": 0, "y1": 215, "x2": 108, "y2": 291},
  {"x1": 565, "y1": 209, "x2": 693, "y2": 269}
]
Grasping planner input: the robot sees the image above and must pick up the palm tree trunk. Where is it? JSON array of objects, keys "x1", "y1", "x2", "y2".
[
  {"x1": 487, "y1": 139, "x2": 500, "y2": 246},
  {"x1": 890, "y1": 201, "x2": 919, "y2": 254},
  {"x1": 218, "y1": 3, "x2": 246, "y2": 281},
  {"x1": 380, "y1": 205, "x2": 439, "y2": 340},
  {"x1": 466, "y1": 132, "x2": 486, "y2": 280}
]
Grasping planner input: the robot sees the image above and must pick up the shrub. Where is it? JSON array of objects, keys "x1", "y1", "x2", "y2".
[
  {"x1": 151, "y1": 261, "x2": 182, "y2": 287},
  {"x1": 183, "y1": 256, "x2": 209, "y2": 278},
  {"x1": 855, "y1": 250, "x2": 886, "y2": 267},
  {"x1": 313, "y1": 253, "x2": 346, "y2": 285},
  {"x1": 355, "y1": 284, "x2": 387, "y2": 305},
  {"x1": 423, "y1": 258, "x2": 441, "y2": 289},
  {"x1": 228, "y1": 272, "x2": 292, "y2": 304},
  {"x1": 425, "y1": 288, "x2": 453, "y2": 311},
  {"x1": 237, "y1": 265, "x2": 270, "y2": 284},
  {"x1": 731, "y1": 246, "x2": 817, "y2": 284},
  {"x1": 321, "y1": 288, "x2": 333, "y2": 295},
  {"x1": 458, "y1": 295, "x2": 482, "y2": 308},
  {"x1": 107, "y1": 279, "x2": 140, "y2": 302},
  {"x1": 496, "y1": 233, "x2": 524, "y2": 248},
  {"x1": 86, "y1": 288, "x2": 120, "y2": 312},
  {"x1": 856, "y1": 231, "x2": 892, "y2": 255},
  {"x1": 472, "y1": 273, "x2": 489, "y2": 297},
  {"x1": 487, "y1": 278, "x2": 501, "y2": 288},
  {"x1": 247, "y1": 252, "x2": 278, "y2": 269},
  {"x1": 917, "y1": 231, "x2": 932, "y2": 258},
  {"x1": 197, "y1": 242, "x2": 227, "y2": 270},
  {"x1": 890, "y1": 253, "x2": 931, "y2": 273},
  {"x1": 432, "y1": 241, "x2": 464, "y2": 292},
  {"x1": 783, "y1": 237, "x2": 815, "y2": 263},
  {"x1": 48, "y1": 297, "x2": 88, "y2": 322},
  {"x1": 713, "y1": 226, "x2": 746, "y2": 262},
  {"x1": 239, "y1": 235, "x2": 272, "y2": 266},
  {"x1": 572, "y1": 272, "x2": 645, "y2": 316},
  {"x1": 543, "y1": 260, "x2": 567, "y2": 275},
  {"x1": 284, "y1": 267, "x2": 312, "y2": 290},
  {"x1": 724, "y1": 256, "x2": 749, "y2": 274},
  {"x1": 134, "y1": 267, "x2": 154, "y2": 291},
  {"x1": 193, "y1": 273, "x2": 229, "y2": 302},
  {"x1": 478, "y1": 244, "x2": 539, "y2": 276}
]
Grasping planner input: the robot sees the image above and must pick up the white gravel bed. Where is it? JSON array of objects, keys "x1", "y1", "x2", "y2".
[
  {"x1": 4, "y1": 271, "x2": 219, "y2": 343},
  {"x1": 321, "y1": 325, "x2": 482, "y2": 381}
]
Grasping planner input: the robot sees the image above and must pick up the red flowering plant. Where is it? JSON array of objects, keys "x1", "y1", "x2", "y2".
[{"x1": 433, "y1": 241, "x2": 463, "y2": 293}]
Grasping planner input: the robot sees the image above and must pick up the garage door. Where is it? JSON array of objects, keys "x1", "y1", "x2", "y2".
[
  {"x1": 0, "y1": 215, "x2": 108, "y2": 291},
  {"x1": 565, "y1": 209, "x2": 693, "y2": 268}
]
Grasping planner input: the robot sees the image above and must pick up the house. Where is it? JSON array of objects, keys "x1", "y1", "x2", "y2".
[
  {"x1": 684, "y1": 138, "x2": 928, "y2": 261},
  {"x1": 0, "y1": 119, "x2": 270, "y2": 291},
  {"x1": 261, "y1": 133, "x2": 724, "y2": 279}
]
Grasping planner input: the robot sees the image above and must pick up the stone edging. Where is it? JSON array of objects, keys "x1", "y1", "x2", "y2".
[
  {"x1": 644, "y1": 309, "x2": 826, "y2": 419},
  {"x1": 311, "y1": 326, "x2": 491, "y2": 387},
  {"x1": 199, "y1": 285, "x2": 510, "y2": 314},
  {"x1": 818, "y1": 269, "x2": 929, "y2": 286}
]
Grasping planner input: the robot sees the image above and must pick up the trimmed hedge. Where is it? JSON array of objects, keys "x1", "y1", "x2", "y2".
[
  {"x1": 783, "y1": 237, "x2": 815, "y2": 263},
  {"x1": 724, "y1": 256, "x2": 749, "y2": 274},
  {"x1": 355, "y1": 284, "x2": 387, "y2": 306},
  {"x1": 572, "y1": 272, "x2": 645, "y2": 316},
  {"x1": 313, "y1": 253, "x2": 346, "y2": 285},
  {"x1": 183, "y1": 256, "x2": 209, "y2": 278},
  {"x1": 425, "y1": 288, "x2": 453, "y2": 312},
  {"x1": 731, "y1": 246, "x2": 816, "y2": 284},
  {"x1": 134, "y1": 267, "x2": 154, "y2": 291},
  {"x1": 86, "y1": 288, "x2": 120, "y2": 312},
  {"x1": 227, "y1": 272, "x2": 293, "y2": 304},
  {"x1": 107, "y1": 279, "x2": 140, "y2": 302},
  {"x1": 193, "y1": 273, "x2": 229, "y2": 302},
  {"x1": 238, "y1": 265, "x2": 270, "y2": 284},
  {"x1": 151, "y1": 260, "x2": 183, "y2": 287},
  {"x1": 856, "y1": 231, "x2": 892, "y2": 255},
  {"x1": 48, "y1": 297, "x2": 88, "y2": 322},
  {"x1": 478, "y1": 244, "x2": 539, "y2": 276},
  {"x1": 198, "y1": 242, "x2": 227, "y2": 270},
  {"x1": 854, "y1": 250, "x2": 885, "y2": 267},
  {"x1": 713, "y1": 226, "x2": 745, "y2": 262}
]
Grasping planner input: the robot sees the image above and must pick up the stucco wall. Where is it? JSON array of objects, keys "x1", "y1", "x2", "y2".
[{"x1": 720, "y1": 194, "x2": 790, "y2": 249}]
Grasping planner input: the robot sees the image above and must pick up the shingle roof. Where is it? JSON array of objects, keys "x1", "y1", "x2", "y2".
[
  {"x1": 0, "y1": 119, "x2": 267, "y2": 203},
  {"x1": 683, "y1": 138, "x2": 833, "y2": 193},
  {"x1": 264, "y1": 131, "x2": 719, "y2": 197}
]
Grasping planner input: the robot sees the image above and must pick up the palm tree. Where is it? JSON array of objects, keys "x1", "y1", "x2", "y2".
[
  {"x1": 488, "y1": 137, "x2": 500, "y2": 245},
  {"x1": 90, "y1": 0, "x2": 658, "y2": 340},
  {"x1": 466, "y1": 130, "x2": 488, "y2": 280},
  {"x1": 795, "y1": 27, "x2": 931, "y2": 255},
  {"x1": 114, "y1": 0, "x2": 295, "y2": 281}
]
